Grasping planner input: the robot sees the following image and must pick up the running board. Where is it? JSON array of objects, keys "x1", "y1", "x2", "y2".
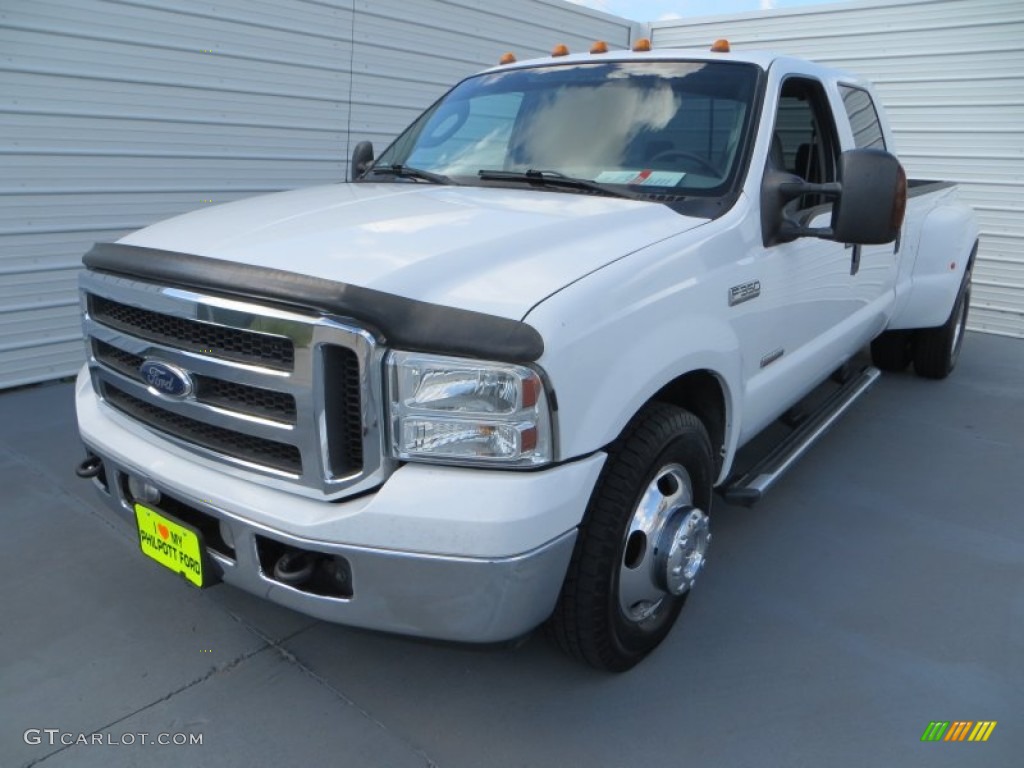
[{"x1": 721, "y1": 366, "x2": 881, "y2": 506}]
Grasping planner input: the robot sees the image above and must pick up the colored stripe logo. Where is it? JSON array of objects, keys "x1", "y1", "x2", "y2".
[{"x1": 921, "y1": 721, "x2": 997, "y2": 742}]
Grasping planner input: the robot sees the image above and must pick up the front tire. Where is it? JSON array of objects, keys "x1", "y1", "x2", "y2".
[{"x1": 549, "y1": 403, "x2": 714, "y2": 672}]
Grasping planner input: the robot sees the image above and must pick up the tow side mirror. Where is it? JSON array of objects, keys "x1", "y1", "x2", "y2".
[
  {"x1": 832, "y1": 149, "x2": 906, "y2": 245},
  {"x1": 760, "y1": 148, "x2": 906, "y2": 248},
  {"x1": 350, "y1": 141, "x2": 374, "y2": 181},
  {"x1": 760, "y1": 169, "x2": 839, "y2": 247}
]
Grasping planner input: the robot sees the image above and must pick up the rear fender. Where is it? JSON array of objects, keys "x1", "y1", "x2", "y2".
[{"x1": 889, "y1": 203, "x2": 978, "y2": 330}]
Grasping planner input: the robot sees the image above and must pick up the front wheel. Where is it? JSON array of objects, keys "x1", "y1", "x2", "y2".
[{"x1": 549, "y1": 403, "x2": 714, "y2": 671}]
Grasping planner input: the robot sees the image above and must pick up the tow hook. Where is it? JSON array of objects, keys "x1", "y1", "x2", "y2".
[
  {"x1": 273, "y1": 550, "x2": 317, "y2": 587},
  {"x1": 268, "y1": 547, "x2": 353, "y2": 597},
  {"x1": 75, "y1": 455, "x2": 104, "y2": 479}
]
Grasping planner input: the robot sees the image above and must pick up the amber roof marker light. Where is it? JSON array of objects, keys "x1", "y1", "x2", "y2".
[
  {"x1": 552, "y1": 43, "x2": 570, "y2": 57},
  {"x1": 590, "y1": 41, "x2": 609, "y2": 54},
  {"x1": 632, "y1": 38, "x2": 652, "y2": 52},
  {"x1": 498, "y1": 52, "x2": 517, "y2": 65},
  {"x1": 711, "y1": 39, "x2": 731, "y2": 52}
]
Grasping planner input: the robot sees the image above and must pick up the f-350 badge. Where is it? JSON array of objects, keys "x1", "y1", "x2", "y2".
[{"x1": 729, "y1": 280, "x2": 761, "y2": 306}]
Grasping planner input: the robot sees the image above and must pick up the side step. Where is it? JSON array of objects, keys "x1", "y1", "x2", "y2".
[{"x1": 721, "y1": 366, "x2": 881, "y2": 506}]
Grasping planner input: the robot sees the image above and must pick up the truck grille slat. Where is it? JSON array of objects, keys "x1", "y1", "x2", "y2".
[
  {"x1": 101, "y1": 382, "x2": 303, "y2": 475},
  {"x1": 90, "y1": 295, "x2": 294, "y2": 371},
  {"x1": 195, "y1": 376, "x2": 297, "y2": 423},
  {"x1": 93, "y1": 340, "x2": 145, "y2": 378},
  {"x1": 93, "y1": 340, "x2": 297, "y2": 423}
]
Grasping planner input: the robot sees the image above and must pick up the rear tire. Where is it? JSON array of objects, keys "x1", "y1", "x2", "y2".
[
  {"x1": 548, "y1": 403, "x2": 714, "y2": 672},
  {"x1": 913, "y1": 276, "x2": 971, "y2": 380}
]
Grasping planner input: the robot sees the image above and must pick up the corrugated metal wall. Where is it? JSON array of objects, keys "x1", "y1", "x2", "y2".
[
  {"x1": 651, "y1": 0, "x2": 1024, "y2": 338},
  {"x1": 0, "y1": 0, "x2": 636, "y2": 390}
]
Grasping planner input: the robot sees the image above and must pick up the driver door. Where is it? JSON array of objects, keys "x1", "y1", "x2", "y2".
[{"x1": 738, "y1": 76, "x2": 858, "y2": 438}]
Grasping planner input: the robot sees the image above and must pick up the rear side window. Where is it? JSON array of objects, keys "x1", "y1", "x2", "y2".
[{"x1": 839, "y1": 86, "x2": 886, "y2": 150}]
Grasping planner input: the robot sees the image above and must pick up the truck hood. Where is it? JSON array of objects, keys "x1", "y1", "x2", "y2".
[{"x1": 120, "y1": 183, "x2": 708, "y2": 320}]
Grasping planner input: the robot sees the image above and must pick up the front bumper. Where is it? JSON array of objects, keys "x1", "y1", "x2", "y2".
[{"x1": 76, "y1": 368, "x2": 605, "y2": 642}]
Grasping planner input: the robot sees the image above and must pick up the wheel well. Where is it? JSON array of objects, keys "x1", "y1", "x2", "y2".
[
  {"x1": 651, "y1": 371, "x2": 727, "y2": 475},
  {"x1": 967, "y1": 239, "x2": 979, "y2": 272}
]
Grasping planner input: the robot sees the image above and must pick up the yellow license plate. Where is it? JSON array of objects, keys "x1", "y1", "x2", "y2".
[{"x1": 135, "y1": 503, "x2": 205, "y2": 588}]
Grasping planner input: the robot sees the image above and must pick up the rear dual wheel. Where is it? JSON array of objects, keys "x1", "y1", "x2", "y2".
[
  {"x1": 871, "y1": 264, "x2": 972, "y2": 379},
  {"x1": 913, "y1": 277, "x2": 971, "y2": 379},
  {"x1": 870, "y1": 330, "x2": 914, "y2": 372},
  {"x1": 549, "y1": 403, "x2": 713, "y2": 672}
]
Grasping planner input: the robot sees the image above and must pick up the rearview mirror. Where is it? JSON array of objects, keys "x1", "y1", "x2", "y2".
[{"x1": 350, "y1": 141, "x2": 374, "y2": 181}]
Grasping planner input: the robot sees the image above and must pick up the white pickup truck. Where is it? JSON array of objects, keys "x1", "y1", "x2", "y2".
[{"x1": 75, "y1": 40, "x2": 978, "y2": 670}]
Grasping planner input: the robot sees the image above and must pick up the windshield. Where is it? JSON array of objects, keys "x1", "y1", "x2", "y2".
[{"x1": 373, "y1": 60, "x2": 761, "y2": 198}]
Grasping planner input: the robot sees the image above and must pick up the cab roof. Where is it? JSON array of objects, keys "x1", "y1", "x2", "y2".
[
  {"x1": 483, "y1": 47, "x2": 774, "y2": 72},
  {"x1": 479, "y1": 47, "x2": 860, "y2": 85}
]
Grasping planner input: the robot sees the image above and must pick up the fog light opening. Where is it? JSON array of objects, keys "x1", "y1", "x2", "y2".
[
  {"x1": 127, "y1": 474, "x2": 162, "y2": 505},
  {"x1": 218, "y1": 519, "x2": 235, "y2": 551}
]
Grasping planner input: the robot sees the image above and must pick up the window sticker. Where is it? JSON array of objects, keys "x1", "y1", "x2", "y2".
[{"x1": 595, "y1": 170, "x2": 686, "y2": 186}]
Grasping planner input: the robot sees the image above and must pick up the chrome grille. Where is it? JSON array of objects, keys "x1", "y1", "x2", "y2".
[{"x1": 81, "y1": 271, "x2": 389, "y2": 499}]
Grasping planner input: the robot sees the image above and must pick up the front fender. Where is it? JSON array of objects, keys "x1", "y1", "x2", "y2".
[{"x1": 526, "y1": 246, "x2": 743, "y2": 485}]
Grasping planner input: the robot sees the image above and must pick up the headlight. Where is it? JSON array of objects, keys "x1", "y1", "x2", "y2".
[{"x1": 387, "y1": 351, "x2": 553, "y2": 466}]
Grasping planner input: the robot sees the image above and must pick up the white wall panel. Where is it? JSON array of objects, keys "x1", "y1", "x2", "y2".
[
  {"x1": 0, "y1": 0, "x2": 635, "y2": 389},
  {"x1": 0, "y1": 0, "x2": 357, "y2": 389},
  {"x1": 652, "y1": 0, "x2": 1024, "y2": 337}
]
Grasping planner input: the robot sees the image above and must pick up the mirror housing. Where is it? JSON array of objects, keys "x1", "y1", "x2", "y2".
[
  {"x1": 761, "y1": 148, "x2": 907, "y2": 248},
  {"x1": 832, "y1": 149, "x2": 906, "y2": 245},
  {"x1": 350, "y1": 141, "x2": 374, "y2": 181}
]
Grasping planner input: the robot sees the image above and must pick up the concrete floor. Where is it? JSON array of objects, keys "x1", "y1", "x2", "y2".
[{"x1": 1, "y1": 331, "x2": 1021, "y2": 768}]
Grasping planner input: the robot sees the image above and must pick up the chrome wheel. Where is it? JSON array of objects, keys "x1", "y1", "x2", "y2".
[
  {"x1": 618, "y1": 463, "x2": 710, "y2": 624},
  {"x1": 549, "y1": 403, "x2": 714, "y2": 671},
  {"x1": 950, "y1": 284, "x2": 969, "y2": 366}
]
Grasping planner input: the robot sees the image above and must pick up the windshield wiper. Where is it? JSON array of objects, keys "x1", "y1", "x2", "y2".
[
  {"x1": 477, "y1": 169, "x2": 635, "y2": 199},
  {"x1": 365, "y1": 164, "x2": 453, "y2": 185}
]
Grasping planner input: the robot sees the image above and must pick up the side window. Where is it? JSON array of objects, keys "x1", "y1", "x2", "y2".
[
  {"x1": 769, "y1": 77, "x2": 840, "y2": 211},
  {"x1": 839, "y1": 85, "x2": 886, "y2": 150}
]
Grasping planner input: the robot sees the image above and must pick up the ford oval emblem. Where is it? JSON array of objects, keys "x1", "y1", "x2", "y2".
[{"x1": 140, "y1": 360, "x2": 194, "y2": 399}]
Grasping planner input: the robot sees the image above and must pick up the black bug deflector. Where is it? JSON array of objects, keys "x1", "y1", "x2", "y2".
[{"x1": 83, "y1": 242, "x2": 545, "y2": 363}]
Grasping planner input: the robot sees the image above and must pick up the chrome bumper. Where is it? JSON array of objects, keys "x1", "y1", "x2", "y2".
[{"x1": 82, "y1": 446, "x2": 577, "y2": 643}]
